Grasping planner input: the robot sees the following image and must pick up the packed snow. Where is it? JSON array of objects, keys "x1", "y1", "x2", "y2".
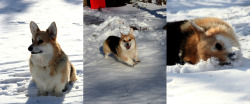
[
  {"x1": 84, "y1": 2, "x2": 166, "y2": 104},
  {"x1": 167, "y1": 0, "x2": 250, "y2": 104},
  {"x1": 0, "y1": 0, "x2": 83, "y2": 103}
]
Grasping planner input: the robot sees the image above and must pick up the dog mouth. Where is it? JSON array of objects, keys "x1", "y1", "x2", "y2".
[
  {"x1": 219, "y1": 62, "x2": 231, "y2": 66},
  {"x1": 31, "y1": 51, "x2": 43, "y2": 54},
  {"x1": 126, "y1": 45, "x2": 131, "y2": 50}
]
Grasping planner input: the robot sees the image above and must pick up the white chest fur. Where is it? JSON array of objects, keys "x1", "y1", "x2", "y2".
[
  {"x1": 124, "y1": 49, "x2": 136, "y2": 58},
  {"x1": 30, "y1": 43, "x2": 54, "y2": 67},
  {"x1": 30, "y1": 54, "x2": 52, "y2": 67},
  {"x1": 30, "y1": 65, "x2": 63, "y2": 92}
]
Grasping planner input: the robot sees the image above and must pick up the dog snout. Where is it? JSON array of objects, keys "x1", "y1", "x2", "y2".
[
  {"x1": 126, "y1": 43, "x2": 129, "y2": 46},
  {"x1": 228, "y1": 52, "x2": 236, "y2": 60},
  {"x1": 28, "y1": 44, "x2": 33, "y2": 51}
]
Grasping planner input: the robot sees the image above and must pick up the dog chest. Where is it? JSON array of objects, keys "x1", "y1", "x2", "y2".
[
  {"x1": 31, "y1": 65, "x2": 63, "y2": 91},
  {"x1": 30, "y1": 54, "x2": 53, "y2": 67},
  {"x1": 123, "y1": 49, "x2": 136, "y2": 58}
]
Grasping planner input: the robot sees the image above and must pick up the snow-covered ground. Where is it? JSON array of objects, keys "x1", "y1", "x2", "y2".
[
  {"x1": 0, "y1": 0, "x2": 83, "y2": 103},
  {"x1": 167, "y1": 0, "x2": 250, "y2": 104},
  {"x1": 84, "y1": 2, "x2": 166, "y2": 104}
]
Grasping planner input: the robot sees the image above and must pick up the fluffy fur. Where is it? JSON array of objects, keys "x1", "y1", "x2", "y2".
[
  {"x1": 28, "y1": 21, "x2": 77, "y2": 97},
  {"x1": 167, "y1": 17, "x2": 241, "y2": 65},
  {"x1": 103, "y1": 29, "x2": 140, "y2": 66}
]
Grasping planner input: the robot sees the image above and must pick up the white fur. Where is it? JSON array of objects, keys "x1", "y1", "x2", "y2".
[
  {"x1": 31, "y1": 65, "x2": 66, "y2": 96},
  {"x1": 215, "y1": 35, "x2": 240, "y2": 52},
  {"x1": 215, "y1": 35, "x2": 241, "y2": 62},
  {"x1": 30, "y1": 43, "x2": 66, "y2": 96},
  {"x1": 31, "y1": 44, "x2": 53, "y2": 66},
  {"x1": 120, "y1": 39, "x2": 136, "y2": 51}
]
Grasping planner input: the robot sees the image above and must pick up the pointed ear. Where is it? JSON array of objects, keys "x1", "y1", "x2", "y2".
[
  {"x1": 30, "y1": 21, "x2": 40, "y2": 35},
  {"x1": 189, "y1": 20, "x2": 207, "y2": 40},
  {"x1": 120, "y1": 32, "x2": 124, "y2": 37},
  {"x1": 46, "y1": 22, "x2": 57, "y2": 39},
  {"x1": 129, "y1": 29, "x2": 134, "y2": 36},
  {"x1": 189, "y1": 20, "x2": 204, "y2": 33}
]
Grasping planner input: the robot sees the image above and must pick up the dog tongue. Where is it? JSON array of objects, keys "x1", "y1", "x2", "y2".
[{"x1": 126, "y1": 46, "x2": 130, "y2": 49}]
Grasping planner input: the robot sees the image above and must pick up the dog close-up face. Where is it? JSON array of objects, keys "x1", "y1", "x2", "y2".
[
  {"x1": 120, "y1": 30, "x2": 136, "y2": 51},
  {"x1": 190, "y1": 21, "x2": 241, "y2": 65},
  {"x1": 28, "y1": 21, "x2": 57, "y2": 56}
]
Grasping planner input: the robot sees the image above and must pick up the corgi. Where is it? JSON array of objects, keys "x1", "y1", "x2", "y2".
[
  {"x1": 167, "y1": 17, "x2": 241, "y2": 65},
  {"x1": 103, "y1": 29, "x2": 140, "y2": 66},
  {"x1": 28, "y1": 21, "x2": 77, "y2": 97}
]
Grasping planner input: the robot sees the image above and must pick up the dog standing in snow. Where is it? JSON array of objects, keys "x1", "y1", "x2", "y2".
[
  {"x1": 28, "y1": 21, "x2": 77, "y2": 97},
  {"x1": 103, "y1": 29, "x2": 140, "y2": 66},
  {"x1": 167, "y1": 17, "x2": 241, "y2": 65}
]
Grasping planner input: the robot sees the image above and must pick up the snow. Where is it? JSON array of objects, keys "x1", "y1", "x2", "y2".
[
  {"x1": 167, "y1": 0, "x2": 250, "y2": 104},
  {"x1": 84, "y1": 2, "x2": 166, "y2": 104},
  {"x1": 0, "y1": 0, "x2": 83, "y2": 103}
]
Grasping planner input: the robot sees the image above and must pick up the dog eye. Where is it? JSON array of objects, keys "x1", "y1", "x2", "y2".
[
  {"x1": 129, "y1": 39, "x2": 131, "y2": 41},
  {"x1": 38, "y1": 40, "x2": 44, "y2": 45},
  {"x1": 215, "y1": 43, "x2": 222, "y2": 50},
  {"x1": 123, "y1": 40, "x2": 126, "y2": 42}
]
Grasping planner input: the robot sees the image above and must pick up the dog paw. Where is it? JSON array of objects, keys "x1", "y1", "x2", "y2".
[
  {"x1": 136, "y1": 60, "x2": 140, "y2": 63},
  {"x1": 53, "y1": 92, "x2": 63, "y2": 97},
  {"x1": 38, "y1": 91, "x2": 48, "y2": 96},
  {"x1": 132, "y1": 62, "x2": 136, "y2": 66},
  {"x1": 104, "y1": 55, "x2": 109, "y2": 59}
]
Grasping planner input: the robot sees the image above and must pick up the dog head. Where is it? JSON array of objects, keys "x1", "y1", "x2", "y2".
[
  {"x1": 119, "y1": 29, "x2": 136, "y2": 51},
  {"x1": 28, "y1": 21, "x2": 57, "y2": 55},
  {"x1": 189, "y1": 20, "x2": 241, "y2": 65}
]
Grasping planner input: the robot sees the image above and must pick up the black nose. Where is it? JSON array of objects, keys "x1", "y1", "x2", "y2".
[
  {"x1": 228, "y1": 53, "x2": 236, "y2": 60},
  {"x1": 126, "y1": 43, "x2": 129, "y2": 46},
  {"x1": 28, "y1": 45, "x2": 33, "y2": 51}
]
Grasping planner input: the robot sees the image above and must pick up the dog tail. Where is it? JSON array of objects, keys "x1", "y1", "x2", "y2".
[{"x1": 69, "y1": 63, "x2": 78, "y2": 82}]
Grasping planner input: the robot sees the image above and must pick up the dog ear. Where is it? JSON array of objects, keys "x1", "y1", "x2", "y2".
[
  {"x1": 30, "y1": 21, "x2": 40, "y2": 35},
  {"x1": 120, "y1": 32, "x2": 124, "y2": 37},
  {"x1": 46, "y1": 22, "x2": 57, "y2": 39},
  {"x1": 129, "y1": 29, "x2": 134, "y2": 36},
  {"x1": 189, "y1": 20, "x2": 207, "y2": 41}
]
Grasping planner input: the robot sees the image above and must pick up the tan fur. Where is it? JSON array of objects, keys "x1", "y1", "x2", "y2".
[
  {"x1": 103, "y1": 39, "x2": 111, "y2": 58},
  {"x1": 69, "y1": 63, "x2": 77, "y2": 82},
  {"x1": 180, "y1": 17, "x2": 240, "y2": 64},
  {"x1": 103, "y1": 29, "x2": 140, "y2": 66},
  {"x1": 29, "y1": 21, "x2": 77, "y2": 97}
]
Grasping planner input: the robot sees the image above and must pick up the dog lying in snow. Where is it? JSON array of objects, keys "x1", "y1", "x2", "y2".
[
  {"x1": 167, "y1": 17, "x2": 241, "y2": 65},
  {"x1": 103, "y1": 29, "x2": 140, "y2": 66}
]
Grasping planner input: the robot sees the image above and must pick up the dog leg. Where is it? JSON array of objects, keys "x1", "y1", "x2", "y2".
[
  {"x1": 120, "y1": 54, "x2": 135, "y2": 66},
  {"x1": 103, "y1": 41, "x2": 111, "y2": 59},
  {"x1": 38, "y1": 89, "x2": 48, "y2": 96},
  {"x1": 53, "y1": 82, "x2": 66, "y2": 97},
  {"x1": 124, "y1": 58, "x2": 135, "y2": 66},
  {"x1": 104, "y1": 53, "x2": 110, "y2": 59},
  {"x1": 35, "y1": 80, "x2": 48, "y2": 96},
  {"x1": 70, "y1": 63, "x2": 78, "y2": 82}
]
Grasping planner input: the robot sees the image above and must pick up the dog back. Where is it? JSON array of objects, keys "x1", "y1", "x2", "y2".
[
  {"x1": 167, "y1": 20, "x2": 188, "y2": 65},
  {"x1": 106, "y1": 36, "x2": 120, "y2": 54}
]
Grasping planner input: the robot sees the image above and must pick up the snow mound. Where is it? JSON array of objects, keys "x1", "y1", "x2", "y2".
[{"x1": 168, "y1": 56, "x2": 243, "y2": 73}]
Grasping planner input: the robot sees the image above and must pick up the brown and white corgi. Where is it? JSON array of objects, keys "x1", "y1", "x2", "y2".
[
  {"x1": 28, "y1": 21, "x2": 77, "y2": 97},
  {"x1": 103, "y1": 29, "x2": 140, "y2": 66},
  {"x1": 167, "y1": 17, "x2": 241, "y2": 65}
]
